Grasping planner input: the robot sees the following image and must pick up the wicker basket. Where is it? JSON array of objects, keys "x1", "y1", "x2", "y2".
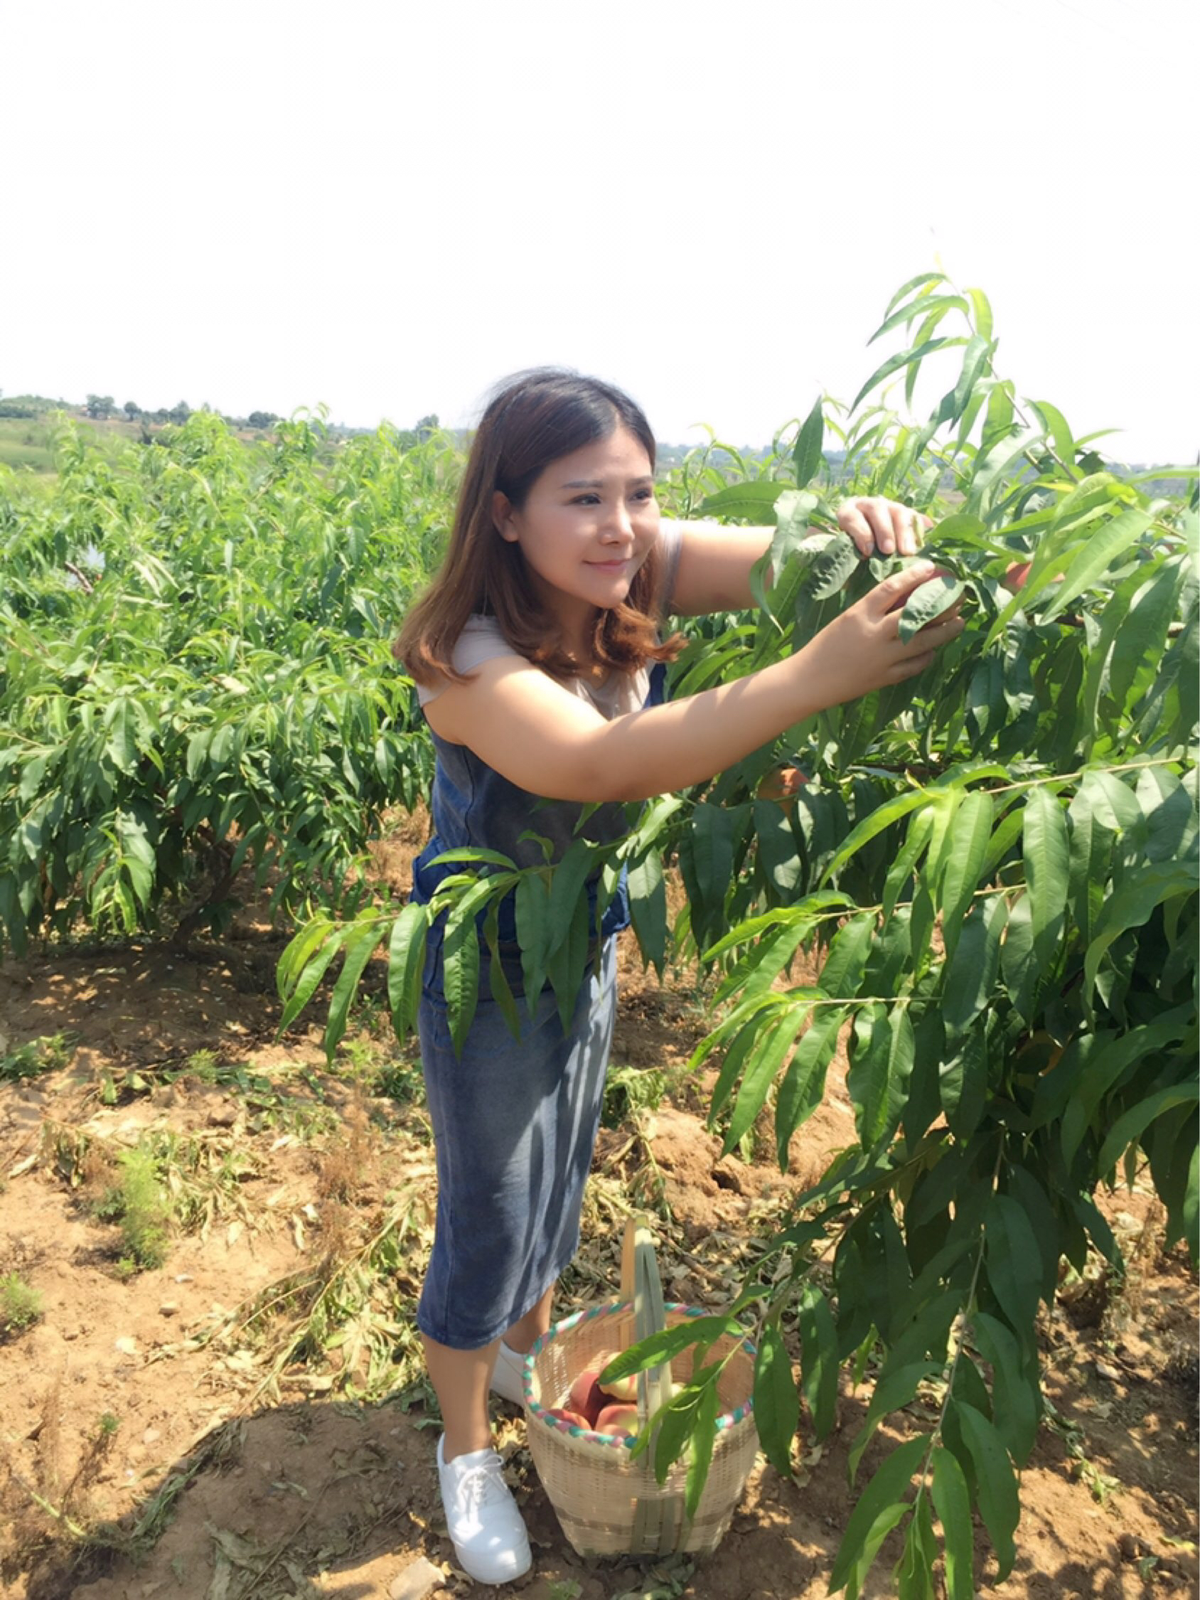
[{"x1": 521, "y1": 1216, "x2": 758, "y2": 1557}]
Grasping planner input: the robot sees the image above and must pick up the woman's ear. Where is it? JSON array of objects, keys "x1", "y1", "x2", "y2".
[{"x1": 493, "y1": 491, "x2": 519, "y2": 542}]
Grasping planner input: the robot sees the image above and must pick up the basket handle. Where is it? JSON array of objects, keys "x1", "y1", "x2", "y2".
[{"x1": 620, "y1": 1214, "x2": 686, "y2": 1552}]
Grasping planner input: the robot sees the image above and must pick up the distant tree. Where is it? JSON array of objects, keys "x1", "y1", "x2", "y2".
[
  {"x1": 123, "y1": 401, "x2": 140, "y2": 420},
  {"x1": 247, "y1": 411, "x2": 280, "y2": 430},
  {"x1": 169, "y1": 401, "x2": 191, "y2": 425},
  {"x1": 85, "y1": 394, "x2": 115, "y2": 419}
]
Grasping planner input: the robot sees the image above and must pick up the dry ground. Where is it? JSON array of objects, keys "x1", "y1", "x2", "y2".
[{"x1": 0, "y1": 879, "x2": 1195, "y2": 1600}]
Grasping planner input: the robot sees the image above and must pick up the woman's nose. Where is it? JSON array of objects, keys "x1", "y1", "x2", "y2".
[{"x1": 601, "y1": 504, "x2": 634, "y2": 543}]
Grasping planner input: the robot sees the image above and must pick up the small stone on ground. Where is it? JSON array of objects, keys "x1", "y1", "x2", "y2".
[{"x1": 388, "y1": 1554, "x2": 445, "y2": 1600}]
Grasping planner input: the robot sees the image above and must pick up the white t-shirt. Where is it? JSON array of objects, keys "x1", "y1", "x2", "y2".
[{"x1": 417, "y1": 519, "x2": 684, "y2": 717}]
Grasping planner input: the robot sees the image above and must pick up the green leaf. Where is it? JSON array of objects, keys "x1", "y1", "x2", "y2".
[
  {"x1": 627, "y1": 848, "x2": 667, "y2": 977},
  {"x1": 896, "y1": 1492, "x2": 938, "y2": 1600},
  {"x1": 277, "y1": 923, "x2": 353, "y2": 1033},
  {"x1": 936, "y1": 791, "x2": 994, "y2": 963},
  {"x1": 546, "y1": 839, "x2": 596, "y2": 956},
  {"x1": 809, "y1": 532, "x2": 862, "y2": 599},
  {"x1": 1085, "y1": 859, "x2": 1197, "y2": 996},
  {"x1": 828, "y1": 1434, "x2": 929, "y2": 1593},
  {"x1": 984, "y1": 1193, "x2": 1042, "y2": 1343},
  {"x1": 821, "y1": 788, "x2": 938, "y2": 888},
  {"x1": 971, "y1": 1311, "x2": 1039, "y2": 1465},
  {"x1": 725, "y1": 1002, "x2": 809, "y2": 1154},
  {"x1": 942, "y1": 894, "x2": 1007, "y2": 1041},
  {"x1": 849, "y1": 1003, "x2": 913, "y2": 1147},
  {"x1": 775, "y1": 1005, "x2": 847, "y2": 1166},
  {"x1": 869, "y1": 292, "x2": 966, "y2": 345},
  {"x1": 599, "y1": 1316, "x2": 742, "y2": 1383},
  {"x1": 849, "y1": 1361, "x2": 939, "y2": 1482},
  {"x1": 852, "y1": 339, "x2": 956, "y2": 413},
  {"x1": 950, "y1": 334, "x2": 994, "y2": 422},
  {"x1": 753, "y1": 1320, "x2": 799, "y2": 1476},
  {"x1": 930, "y1": 1446, "x2": 975, "y2": 1600},
  {"x1": 1022, "y1": 787, "x2": 1069, "y2": 977},
  {"x1": 1096, "y1": 1082, "x2": 1200, "y2": 1176},
  {"x1": 1030, "y1": 398, "x2": 1074, "y2": 468},
  {"x1": 792, "y1": 396, "x2": 825, "y2": 489},
  {"x1": 1040, "y1": 507, "x2": 1155, "y2": 622},
  {"x1": 882, "y1": 808, "x2": 935, "y2": 923},
  {"x1": 964, "y1": 286, "x2": 994, "y2": 343},
  {"x1": 685, "y1": 1379, "x2": 719, "y2": 1518},
  {"x1": 939, "y1": 1024, "x2": 989, "y2": 1139},
  {"x1": 882, "y1": 272, "x2": 947, "y2": 320},
  {"x1": 386, "y1": 901, "x2": 429, "y2": 1040},
  {"x1": 325, "y1": 917, "x2": 389, "y2": 1060},
  {"x1": 956, "y1": 1402, "x2": 1019, "y2": 1580},
  {"x1": 896, "y1": 574, "x2": 965, "y2": 643},
  {"x1": 1061, "y1": 1015, "x2": 1190, "y2": 1168},
  {"x1": 514, "y1": 869, "x2": 549, "y2": 1005},
  {"x1": 820, "y1": 911, "x2": 876, "y2": 1000},
  {"x1": 695, "y1": 480, "x2": 788, "y2": 522},
  {"x1": 797, "y1": 1283, "x2": 838, "y2": 1440}
]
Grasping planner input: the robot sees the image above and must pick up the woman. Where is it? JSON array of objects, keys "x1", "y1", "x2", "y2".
[{"x1": 396, "y1": 369, "x2": 959, "y2": 1582}]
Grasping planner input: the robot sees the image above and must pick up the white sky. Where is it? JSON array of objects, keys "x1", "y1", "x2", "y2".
[{"x1": 4, "y1": 0, "x2": 1197, "y2": 463}]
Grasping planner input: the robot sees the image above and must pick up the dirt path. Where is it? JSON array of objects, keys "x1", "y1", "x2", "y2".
[{"x1": 1, "y1": 928, "x2": 1195, "y2": 1600}]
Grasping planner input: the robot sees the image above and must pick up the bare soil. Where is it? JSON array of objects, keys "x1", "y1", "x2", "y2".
[{"x1": 0, "y1": 895, "x2": 1195, "y2": 1600}]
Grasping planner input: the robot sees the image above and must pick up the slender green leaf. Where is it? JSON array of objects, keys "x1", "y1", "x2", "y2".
[
  {"x1": 792, "y1": 395, "x2": 826, "y2": 488},
  {"x1": 1023, "y1": 787, "x2": 1069, "y2": 976},
  {"x1": 930, "y1": 1445, "x2": 975, "y2": 1600},
  {"x1": 753, "y1": 1320, "x2": 799, "y2": 1475},
  {"x1": 828, "y1": 1435, "x2": 930, "y2": 1592},
  {"x1": 956, "y1": 1402, "x2": 1019, "y2": 1580}
]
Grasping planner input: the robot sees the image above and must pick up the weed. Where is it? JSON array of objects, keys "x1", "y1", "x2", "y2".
[
  {"x1": 611, "y1": 1555, "x2": 695, "y2": 1599},
  {"x1": 1044, "y1": 1399, "x2": 1122, "y2": 1503},
  {"x1": 185, "y1": 1048, "x2": 220, "y2": 1079},
  {"x1": 602, "y1": 1063, "x2": 669, "y2": 1129},
  {"x1": 0, "y1": 1032, "x2": 75, "y2": 1083},
  {"x1": 0, "y1": 1272, "x2": 43, "y2": 1333},
  {"x1": 97, "y1": 1146, "x2": 172, "y2": 1270},
  {"x1": 548, "y1": 1581, "x2": 584, "y2": 1600},
  {"x1": 316, "y1": 1094, "x2": 374, "y2": 1204},
  {"x1": 192, "y1": 1187, "x2": 428, "y2": 1405}
]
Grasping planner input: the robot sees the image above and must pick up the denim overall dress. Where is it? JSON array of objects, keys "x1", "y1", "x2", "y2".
[{"x1": 410, "y1": 636, "x2": 667, "y2": 1350}]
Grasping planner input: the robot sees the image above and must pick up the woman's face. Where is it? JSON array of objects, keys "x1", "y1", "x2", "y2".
[{"x1": 493, "y1": 426, "x2": 660, "y2": 631}]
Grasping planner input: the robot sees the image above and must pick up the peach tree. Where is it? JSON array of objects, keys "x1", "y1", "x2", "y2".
[{"x1": 281, "y1": 277, "x2": 1197, "y2": 1595}]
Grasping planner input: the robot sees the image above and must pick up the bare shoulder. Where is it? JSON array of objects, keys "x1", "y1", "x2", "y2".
[{"x1": 423, "y1": 654, "x2": 607, "y2": 798}]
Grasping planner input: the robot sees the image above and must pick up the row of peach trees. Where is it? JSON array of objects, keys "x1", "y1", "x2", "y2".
[
  {"x1": 0, "y1": 278, "x2": 1193, "y2": 1596},
  {"x1": 281, "y1": 277, "x2": 1197, "y2": 1596}
]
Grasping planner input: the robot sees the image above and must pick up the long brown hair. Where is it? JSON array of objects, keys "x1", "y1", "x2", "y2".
[{"x1": 396, "y1": 369, "x2": 682, "y2": 685}]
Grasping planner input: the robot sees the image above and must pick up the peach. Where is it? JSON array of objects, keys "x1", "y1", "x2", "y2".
[
  {"x1": 598, "y1": 1370, "x2": 638, "y2": 1404},
  {"x1": 1004, "y1": 560, "x2": 1033, "y2": 590},
  {"x1": 567, "y1": 1370, "x2": 606, "y2": 1427},
  {"x1": 544, "y1": 1406, "x2": 592, "y2": 1430},
  {"x1": 595, "y1": 1402, "x2": 640, "y2": 1437}
]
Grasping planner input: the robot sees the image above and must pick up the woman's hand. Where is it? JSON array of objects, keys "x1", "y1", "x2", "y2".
[
  {"x1": 796, "y1": 560, "x2": 965, "y2": 703},
  {"x1": 835, "y1": 497, "x2": 931, "y2": 558}
]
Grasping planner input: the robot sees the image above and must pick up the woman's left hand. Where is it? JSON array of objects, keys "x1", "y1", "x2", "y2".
[{"x1": 835, "y1": 497, "x2": 931, "y2": 558}]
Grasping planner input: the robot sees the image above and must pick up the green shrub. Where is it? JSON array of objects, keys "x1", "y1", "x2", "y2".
[
  {"x1": 95, "y1": 1146, "x2": 173, "y2": 1271},
  {"x1": 0, "y1": 1271, "x2": 44, "y2": 1332}
]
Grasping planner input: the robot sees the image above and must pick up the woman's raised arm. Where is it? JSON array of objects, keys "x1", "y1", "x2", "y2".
[
  {"x1": 666, "y1": 498, "x2": 930, "y2": 616},
  {"x1": 425, "y1": 560, "x2": 962, "y2": 804}
]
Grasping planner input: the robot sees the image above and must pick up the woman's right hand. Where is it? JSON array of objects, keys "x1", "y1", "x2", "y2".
[{"x1": 795, "y1": 561, "x2": 966, "y2": 707}]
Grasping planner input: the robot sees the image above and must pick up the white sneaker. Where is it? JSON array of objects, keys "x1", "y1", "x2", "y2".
[
  {"x1": 436, "y1": 1433, "x2": 532, "y2": 1584},
  {"x1": 490, "y1": 1340, "x2": 529, "y2": 1406}
]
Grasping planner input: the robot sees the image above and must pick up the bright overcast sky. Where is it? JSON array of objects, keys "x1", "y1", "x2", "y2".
[{"x1": 5, "y1": 0, "x2": 1196, "y2": 463}]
